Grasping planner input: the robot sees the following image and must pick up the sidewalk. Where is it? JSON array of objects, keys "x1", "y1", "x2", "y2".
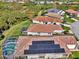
[
  {"x1": 71, "y1": 18, "x2": 78, "y2": 21},
  {"x1": 61, "y1": 23, "x2": 71, "y2": 27}
]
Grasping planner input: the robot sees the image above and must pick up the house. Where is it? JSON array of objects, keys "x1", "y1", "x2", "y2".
[
  {"x1": 30, "y1": 0, "x2": 53, "y2": 4},
  {"x1": 14, "y1": 35, "x2": 78, "y2": 59},
  {"x1": 25, "y1": 24, "x2": 64, "y2": 36},
  {"x1": 47, "y1": 8, "x2": 65, "y2": 15},
  {"x1": 65, "y1": 9, "x2": 79, "y2": 17},
  {"x1": 14, "y1": 36, "x2": 67, "y2": 59},
  {"x1": 71, "y1": 21, "x2": 79, "y2": 40},
  {"x1": 45, "y1": 13, "x2": 64, "y2": 20},
  {"x1": 32, "y1": 16, "x2": 63, "y2": 25}
]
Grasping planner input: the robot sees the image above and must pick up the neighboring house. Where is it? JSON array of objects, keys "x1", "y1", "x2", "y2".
[
  {"x1": 71, "y1": 21, "x2": 79, "y2": 40},
  {"x1": 65, "y1": 9, "x2": 79, "y2": 17},
  {"x1": 25, "y1": 24, "x2": 64, "y2": 36},
  {"x1": 45, "y1": 13, "x2": 64, "y2": 20},
  {"x1": 30, "y1": 0, "x2": 53, "y2": 4},
  {"x1": 32, "y1": 16, "x2": 63, "y2": 25},
  {"x1": 47, "y1": 8, "x2": 65, "y2": 16}
]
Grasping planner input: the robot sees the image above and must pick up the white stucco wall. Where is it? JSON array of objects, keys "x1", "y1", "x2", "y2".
[
  {"x1": 26, "y1": 53, "x2": 67, "y2": 59},
  {"x1": 67, "y1": 44, "x2": 76, "y2": 49},
  {"x1": 33, "y1": 20, "x2": 44, "y2": 24},
  {"x1": 27, "y1": 32, "x2": 52, "y2": 36},
  {"x1": 32, "y1": 20, "x2": 61, "y2": 25},
  {"x1": 53, "y1": 30, "x2": 64, "y2": 34}
]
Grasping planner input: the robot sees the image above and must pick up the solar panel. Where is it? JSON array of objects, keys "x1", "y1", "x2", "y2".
[
  {"x1": 24, "y1": 40, "x2": 66, "y2": 54},
  {"x1": 24, "y1": 48, "x2": 65, "y2": 54},
  {"x1": 32, "y1": 41, "x2": 54, "y2": 45},
  {"x1": 29, "y1": 44, "x2": 60, "y2": 49}
]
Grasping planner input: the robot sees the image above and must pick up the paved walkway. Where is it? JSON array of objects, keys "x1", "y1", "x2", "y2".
[
  {"x1": 61, "y1": 23, "x2": 71, "y2": 27},
  {"x1": 71, "y1": 18, "x2": 78, "y2": 21}
]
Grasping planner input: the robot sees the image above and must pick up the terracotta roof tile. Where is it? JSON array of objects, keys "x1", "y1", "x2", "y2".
[
  {"x1": 53, "y1": 35, "x2": 77, "y2": 54},
  {"x1": 32, "y1": 16, "x2": 63, "y2": 23},
  {"x1": 53, "y1": 35, "x2": 77, "y2": 45},
  {"x1": 65, "y1": 9, "x2": 79, "y2": 14},
  {"x1": 27, "y1": 24, "x2": 63, "y2": 33}
]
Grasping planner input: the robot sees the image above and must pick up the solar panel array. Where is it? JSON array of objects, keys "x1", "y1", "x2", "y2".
[
  {"x1": 24, "y1": 40, "x2": 65, "y2": 54},
  {"x1": 29, "y1": 44, "x2": 60, "y2": 49}
]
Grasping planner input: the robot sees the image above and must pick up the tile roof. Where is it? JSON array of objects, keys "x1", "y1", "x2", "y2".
[
  {"x1": 32, "y1": 16, "x2": 63, "y2": 23},
  {"x1": 53, "y1": 35, "x2": 77, "y2": 54},
  {"x1": 65, "y1": 9, "x2": 79, "y2": 14},
  {"x1": 45, "y1": 13, "x2": 62, "y2": 19},
  {"x1": 27, "y1": 24, "x2": 63, "y2": 33},
  {"x1": 53, "y1": 35, "x2": 77, "y2": 45}
]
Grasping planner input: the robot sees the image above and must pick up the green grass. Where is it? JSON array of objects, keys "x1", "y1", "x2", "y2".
[
  {"x1": 68, "y1": 51, "x2": 79, "y2": 59},
  {"x1": 71, "y1": 51, "x2": 79, "y2": 58},
  {"x1": 0, "y1": 20, "x2": 31, "y2": 57},
  {"x1": 64, "y1": 14, "x2": 75, "y2": 23},
  {"x1": 62, "y1": 26, "x2": 70, "y2": 31},
  {"x1": 3, "y1": 20, "x2": 31, "y2": 38},
  {"x1": 0, "y1": 47, "x2": 3, "y2": 59}
]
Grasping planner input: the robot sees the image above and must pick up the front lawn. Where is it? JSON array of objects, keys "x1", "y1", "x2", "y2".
[
  {"x1": 71, "y1": 51, "x2": 79, "y2": 58},
  {"x1": 68, "y1": 51, "x2": 79, "y2": 59},
  {"x1": 64, "y1": 14, "x2": 75, "y2": 24},
  {"x1": 62, "y1": 26, "x2": 70, "y2": 32}
]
